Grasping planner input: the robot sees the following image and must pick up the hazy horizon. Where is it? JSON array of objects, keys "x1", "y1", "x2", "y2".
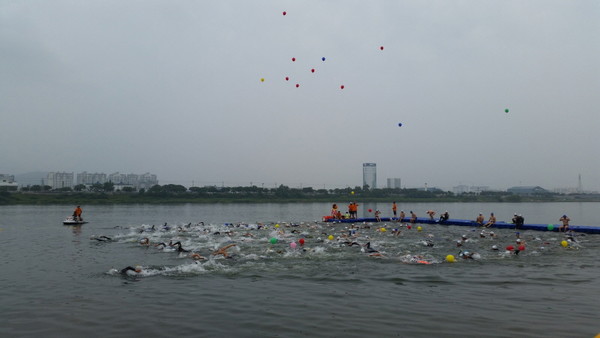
[{"x1": 2, "y1": 1, "x2": 599, "y2": 191}]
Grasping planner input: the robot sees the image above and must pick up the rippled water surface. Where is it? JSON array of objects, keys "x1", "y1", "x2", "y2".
[{"x1": 1, "y1": 202, "x2": 599, "y2": 337}]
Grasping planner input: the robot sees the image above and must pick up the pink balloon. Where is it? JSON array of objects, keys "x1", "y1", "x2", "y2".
[{"x1": 290, "y1": 242, "x2": 297, "y2": 249}]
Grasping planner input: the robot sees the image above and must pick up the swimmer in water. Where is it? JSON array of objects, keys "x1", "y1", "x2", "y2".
[
  {"x1": 172, "y1": 241, "x2": 189, "y2": 253},
  {"x1": 363, "y1": 242, "x2": 379, "y2": 253},
  {"x1": 120, "y1": 266, "x2": 142, "y2": 274},
  {"x1": 212, "y1": 243, "x2": 236, "y2": 258},
  {"x1": 190, "y1": 252, "x2": 206, "y2": 260},
  {"x1": 139, "y1": 238, "x2": 150, "y2": 246},
  {"x1": 91, "y1": 235, "x2": 112, "y2": 242}
]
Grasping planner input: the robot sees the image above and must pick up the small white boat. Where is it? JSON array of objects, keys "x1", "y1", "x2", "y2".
[{"x1": 63, "y1": 216, "x2": 88, "y2": 225}]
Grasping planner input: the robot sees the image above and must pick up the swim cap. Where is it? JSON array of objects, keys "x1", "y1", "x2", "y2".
[{"x1": 492, "y1": 245, "x2": 498, "y2": 250}]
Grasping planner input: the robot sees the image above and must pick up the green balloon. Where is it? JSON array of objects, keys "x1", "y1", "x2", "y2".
[
  {"x1": 269, "y1": 238, "x2": 278, "y2": 244},
  {"x1": 505, "y1": 108, "x2": 509, "y2": 113},
  {"x1": 547, "y1": 224, "x2": 554, "y2": 231}
]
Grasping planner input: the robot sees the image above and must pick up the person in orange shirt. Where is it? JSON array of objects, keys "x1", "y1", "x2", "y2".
[
  {"x1": 392, "y1": 202, "x2": 397, "y2": 217},
  {"x1": 73, "y1": 205, "x2": 83, "y2": 221}
]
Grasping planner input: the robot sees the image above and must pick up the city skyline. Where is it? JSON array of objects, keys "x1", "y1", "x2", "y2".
[
  {"x1": 2, "y1": 2, "x2": 598, "y2": 192},
  {"x1": 5, "y1": 169, "x2": 594, "y2": 194}
]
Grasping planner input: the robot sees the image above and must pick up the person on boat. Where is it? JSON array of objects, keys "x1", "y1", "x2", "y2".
[
  {"x1": 439, "y1": 211, "x2": 449, "y2": 223},
  {"x1": 73, "y1": 206, "x2": 83, "y2": 221},
  {"x1": 475, "y1": 213, "x2": 484, "y2": 226},
  {"x1": 212, "y1": 243, "x2": 237, "y2": 258},
  {"x1": 484, "y1": 213, "x2": 496, "y2": 228},
  {"x1": 559, "y1": 215, "x2": 570, "y2": 232},
  {"x1": 512, "y1": 214, "x2": 525, "y2": 229},
  {"x1": 392, "y1": 202, "x2": 397, "y2": 217}
]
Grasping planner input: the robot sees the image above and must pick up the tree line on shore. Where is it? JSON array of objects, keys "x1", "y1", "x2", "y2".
[{"x1": 2, "y1": 183, "x2": 596, "y2": 204}]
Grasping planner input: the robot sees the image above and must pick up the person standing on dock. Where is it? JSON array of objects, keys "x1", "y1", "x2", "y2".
[
  {"x1": 392, "y1": 202, "x2": 397, "y2": 217},
  {"x1": 512, "y1": 214, "x2": 524, "y2": 229},
  {"x1": 559, "y1": 215, "x2": 570, "y2": 232}
]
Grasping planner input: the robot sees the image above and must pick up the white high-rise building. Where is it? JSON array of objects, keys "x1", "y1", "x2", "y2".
[
  {"x1": 387, "y1": 178, "x2": 401, "y2": 189},
  {"x1": 362, "y1": 163, "x2": 377, "y2": 190},
  {"x1": 47, "y1": 172, "x2": 74, "y2": 189}
]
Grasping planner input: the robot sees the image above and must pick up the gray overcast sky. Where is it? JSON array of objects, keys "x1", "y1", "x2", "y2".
[{"x1": 2, "y1": 1, "x2": 599, "y2": 191}]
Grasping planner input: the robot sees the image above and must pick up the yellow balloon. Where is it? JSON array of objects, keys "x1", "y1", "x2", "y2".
[
  {"x1": 327, "y1": 235, "x2": 334, "y2": 241},
  {"x1": 380, "y1": 227, "x2": 387, "y2": 232},
  {"x1": 351, "y1": 191, "x2": 355, "y2": 195},
  {"x1": 561, "y1": 240, "x2": 568, "y2": 248},
  {"x1": 417, "y1": 226, "x2": 422, "y2": 232},
  {"x1": 275, "y1": 224, "x2": 279, "y2": 228},
  {"x1": 446, "y1": 255, "x2": 455, "y2": 263},
  {"x1": 260, "y1": 78, "x2": 265, "y2": 82}
]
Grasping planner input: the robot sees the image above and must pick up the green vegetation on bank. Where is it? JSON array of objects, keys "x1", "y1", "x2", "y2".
[{"x1": 1, "y1": 184, "x2": 599, "y2": 205}]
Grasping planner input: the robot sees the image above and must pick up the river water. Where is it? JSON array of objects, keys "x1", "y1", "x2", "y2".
[{"x1": 1, "y1": 202, "x2": 599, "y2": 338}]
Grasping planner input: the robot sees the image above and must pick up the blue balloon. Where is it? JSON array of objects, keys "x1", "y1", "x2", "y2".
[
  {"x1": 322, "y1": 57, "x2": 326, "y2": 61},
  {"x1": 398, "y1": 123, "x2": 403, "y2": 127}
]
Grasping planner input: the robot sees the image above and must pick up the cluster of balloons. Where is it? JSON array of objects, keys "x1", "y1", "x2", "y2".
[{"x1": 259, "y1": 10, "x2": 384, "y2": 90}]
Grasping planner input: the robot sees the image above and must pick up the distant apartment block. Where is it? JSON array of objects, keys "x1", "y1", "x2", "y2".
[
  {"x1": 387, "y1": 178, "x2": 401, "y2": 189},
  {"x1": 46, "y1": 171, "x2": 158, "y2": 190},
  {"x1": 453, "y1": 185, "x2": 490, "y2": 194},
  {"x1": 0, "y1": 174, "x2": 18, "y2": 190},
  {"x1": 108, "y1": 172, "x2": 158, "y2": 190},
  {"x1": 47, "y1": 172, "x2": 74, "y2": 189},
  {"x1": 77, "y1": 172, "x2": 107, "y2": 185}
]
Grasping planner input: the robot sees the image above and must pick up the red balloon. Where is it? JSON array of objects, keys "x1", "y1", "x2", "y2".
[
  {"x1": 340, "y1": 85, "x2": 345, "y2": 89},
  {"x1": 311, "y1": 68, "x2": 315, "y2": 73},
  {"x1": 299, "y1": 238, "x2": 305, "y2": 245},
  {"x1": 368, "y1": 209, "x2": 372, "y2": 213},
  {"x1": 283, "y1": 11, "x2": 286, "y2": 16},
  {"x1": 380, "y1": 46, "x2": 384, "y2": 50},
  {"x1": 292, "y1": 57, "x2": 296, "y2": 62},
  {"x1": 506, "y1": 245, "x2": 514, "y2": 251},
  {"x1": 285, "y1": 76, "x2": 289, "y2": 81},
  {"x1": 518, "y1": 245, "x2": 525, "y2": 251},
  {"x1": 407, "y1": 225, "x2": 412, "y2": 229},
  {"x1": 295, "y1": 84, "x2": 299, "y2": 88}
]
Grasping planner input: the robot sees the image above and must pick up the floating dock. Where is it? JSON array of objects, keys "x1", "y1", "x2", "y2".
[{"x1": 322, "y1": 216, "x2": 600, "y2": 234}]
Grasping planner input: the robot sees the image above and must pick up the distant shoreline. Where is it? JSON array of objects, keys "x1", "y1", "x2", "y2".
[{"x1": 1, "y1": 191, "x2": 599, "y2": 205}]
